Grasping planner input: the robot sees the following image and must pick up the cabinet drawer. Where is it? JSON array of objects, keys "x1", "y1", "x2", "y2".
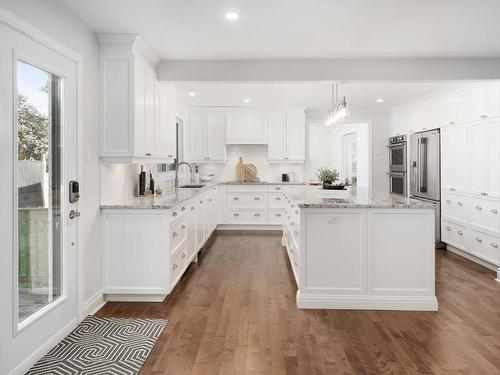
[
  {"x1": 268, "y1": 209, "x2": 284, "y2": 224},
  {"x1": 171, "y1": 204, "x2": 188, "y2": 220},
  {"x1": 225, "y1": 185, "x2": 267, "y2": 193},
  {"x1": 226, "y1": 193, "x2": 267, "y2": 208},
  {"x1": 170, "y1": 217, "x2": 187, "y2": 253},
  {"x1": 268, "y1": 193, "x2": 286, "y2": 208},
  {"x1": 441, "y1": 192, "x2": 468, "y2": 222},
  {"x1": 442, "y1": 219, "x2": 467, "y2": 250},
  {"x1": 170, "y1": 244, "x2": 187, "y2": 289},
  {"x1": 268, "y1": 185, "x2": 285, "y2": 193},
  {"x1": 226, "y1": 209, "x2": 267, "y2": 224},
  {"x1": 469, "y1": 228, "x2": 500, "y2": 266},
  {"x1": 470, "y1": 196, "x2": 500, "y2": 233}
]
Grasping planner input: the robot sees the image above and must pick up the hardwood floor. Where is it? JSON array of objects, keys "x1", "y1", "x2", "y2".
[{"x1": 97, "y1": 232, "x2": 500, "y2": 375}]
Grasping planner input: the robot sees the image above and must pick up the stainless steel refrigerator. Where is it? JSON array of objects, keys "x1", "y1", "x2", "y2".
[{"x1": 409, "y1": 129, "x2": 443, "y2": 245}]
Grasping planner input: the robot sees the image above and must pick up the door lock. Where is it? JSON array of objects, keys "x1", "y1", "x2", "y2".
[
  {"x1": 69, "y1": 180, "x2": 80, "y2": 203},
  {"x1": 69, "y1": 209, "x2": 81, "y2": 219}
]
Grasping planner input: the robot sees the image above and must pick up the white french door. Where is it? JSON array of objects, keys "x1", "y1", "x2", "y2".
[{"x1": 0, "y1": 18, "x2": 79, "y2": 375}]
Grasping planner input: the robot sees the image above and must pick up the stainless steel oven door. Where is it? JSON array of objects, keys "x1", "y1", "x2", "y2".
[
  {"x1": 389, "y1": 143, "x2": 407, "y2": 172},
  {"x1": 389, "y1": 172, "x2": 407, "y2": 196}
]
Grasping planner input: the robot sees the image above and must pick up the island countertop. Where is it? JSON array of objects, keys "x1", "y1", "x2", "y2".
[{"x1": 290, "y1": 186, "x2": 436, "y2": 209}]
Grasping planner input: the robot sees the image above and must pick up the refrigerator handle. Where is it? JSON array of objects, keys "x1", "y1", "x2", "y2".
[
  {"x1": 415, "y1": 138, "x2": 420, "y2": 193},
  {"x1": 420, "y1": 137, "x2": 428, "y2": 193}
]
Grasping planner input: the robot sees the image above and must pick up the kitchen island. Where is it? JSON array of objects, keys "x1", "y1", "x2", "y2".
[{"x1": 282, "y1": 186, "x2": 438, "y2": 311}]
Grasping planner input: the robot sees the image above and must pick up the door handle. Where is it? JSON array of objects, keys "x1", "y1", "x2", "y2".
[{"x1": 69, "y1": 210, "x2": 81, "y2": 219}]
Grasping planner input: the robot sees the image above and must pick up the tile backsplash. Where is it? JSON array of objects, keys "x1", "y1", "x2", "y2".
[{"x1": 100, "y1": 145, "x2": 305, "y2": 204}]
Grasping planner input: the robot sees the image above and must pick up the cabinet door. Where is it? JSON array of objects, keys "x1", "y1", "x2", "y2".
[
  {"x1": 286, "y1": 111, "x2": 306, "y2": 161},
  {"x1": 267, "y1": 111, "x2": 287, "y2": 160},
  {"x1": 208, "y1": 113, "x2": 227, "y2": 161},
  {"x1": 134, "y1": 60, "x2": 146, "y2": 156},
  {"x1": 195, "y1": 198, "x2": 205, "y2": 249},
  {"x1": 156, "y1": 83, "x2": 176, "y2": 159},
  {"x1": 189, "y1": 113, "x2": 210, "y2": 161},
  {"x1": 441, "y1": 124, "x2": 469, "y2": 192},
  {"x1": 225, "y1": 111, "x2": 267, "y2": 144},
  {"x1": 440, "y1": 126, "x2": 454, "y2": 191},
  {"x1": 470, "y1": 122, "x2": 489, "y2": 195},
  {"x1": 144, "y1": 66, "x2": 156, "y2": 156},
  {"x1": 187, "y1": 203, "x2": 197, "y2": 260},
  {"x1": 487, "y1": 82, "x2": 500, "y2": 119},
  {"x1": 487, "y1": 121, "x2": 500, "y2": 198}
]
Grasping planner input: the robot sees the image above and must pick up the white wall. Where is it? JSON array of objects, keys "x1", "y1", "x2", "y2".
[{"x1": 0, "y1": 0, "x2": 103, "y2": 318}]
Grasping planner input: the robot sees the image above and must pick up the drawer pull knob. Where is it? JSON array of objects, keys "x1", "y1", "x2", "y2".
[
  {"x1": 446, "y1": 200, "x2": 452, "y2": 204},
  {"x1": 457, "y1": 202, "x2": 463, "y2": 207},
  {"x1": 181, "y1": 207, "x2": 186, "y2": 211},
  {"x1": 491, "y1": 209, "x2": 498, "y2": 214},
  {"x1": 475, "y1": 205, "x2": 482, "y2": 210},
  {"x1": 275, "y1": 187, "x2": 281, "y2": 190},
  {"x1": 476, "y1": 237, "x2": 483, "y2": 242},
  {"x1": 181, "y1": 253, "x2": 186, "y2": 259},
  {"x1": 254, "y1": 213, "x2": 260, "y2": 217},
  {"x1": 457, "y1": 230, "x2": 463, "y2": 235},
  {"x1": 172, "y1": 264, "x2": 178, "y2": 270},
  {"x1": 450, "y1": 188, "x2": 456, "y2": 191},
  {"x1": 191, "y1": 207, "x2": 195, "y2": 210},
  {"x1": 172, "y1": 232, "x2": 178, "y2": 237},
  {"x1": 481, "y1": 192, "x2": 489, "y2": 196},
  {"x1": 233, "y1": 197, "x2": 240, "y2": 200},
  {"x1": 294, "y1": 261, "x2": 298, "y2": 266},
  {"x1": 145, "y1": 153, "x2": 152, "y2": 156},
  {"x1": 446, "y1": 226, "x2": 452, "y2": 231},
  {"x1": 491, "y1": 242, "x2": 499, "y2": 248},
  {"x1": 275, "y1": 213, "x2": 281, "y2": 217},
  {"x1": 480, "y1": 114, "x2": 488, "y2": 119},
  {"x1": 276, "y1": 197, "x2": 281, "y2": 201},
  {"x1": 209, "y1": 199, "x2": 213, "y2": 202},
  {"x1": 181, "y1": 225, "x2": 186, "y2": 230},
  {"x1": 294, "y1": 210, "x2": 299, "y2": 214},
  {"x1": 254, "y1": 197, "x2": 260, "y2": 200},
  {"x1": 233, "y1": 213, "x2": 240, "y2": 216},
  {"x1": 200, "y1": 200, "x2": 203, "y2": 204},
  {"x1": 172, "y1": 212, "x2": 177, "y2": 217}
]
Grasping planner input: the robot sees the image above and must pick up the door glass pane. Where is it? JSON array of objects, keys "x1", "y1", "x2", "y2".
[
  {"x1": 342, "y1": 132, "x2": 358, "y2": 186},
  {"x1": 17, "y1": 61, "x2": 62, "y2": 324}
]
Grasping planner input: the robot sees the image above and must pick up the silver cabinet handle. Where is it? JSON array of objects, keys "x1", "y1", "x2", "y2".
[
  {"x1": 209, "y1": 198, "x2": 213, "y2": 202},
  {"x1": 450, "y1": 188, "x2": 456, "y2": 191},
  {"x1": 481, "y1": 192, "x2": 489, "y2": 196},
  {"x1": 145, "y1": 153, "x2": 151, "y2": 156},
  {"x1": 172, "y1": 263, "x2": 178, "y2": 270},
  {"x1": 254, "y1": 197, "x2": 260, "y2": 200},
  {"x1": 449, "y1": 121, "x2": 455, "y2": 125},
  {"x1": 294, "y1": 210, "x2": 298, "y2": 214},
  {"x1": 168, "y1": 154, "x2": 173, "y2": 158},
  {"x1": 254, "y1": 213, "x2": 260, "y2": 217},
  {"x1": 491, "y1": 209, "x2": 498, "y2": 214},
  {"x1": 172, "y1": 212, "x2": 177, "y2": 217},
  {"x1": 457, "y1": 230, "x2": 463, "y2": 235},
  {"x1": 181, "y1": 206, "x2": 186, "y2": 211},
  {"x1": 446, "y1": 200, "x2": 452, "y2": 204},
  {"x1": 181, "y1": 253, "x2": 186, "y2": 259},
  {"x1": 233, "y1": 197, "x2": 239, "y2": 200},
  {"x1": 446, "y1": 226, "x2": 452, "y2": 231},
  {"x1": 476, "y1": 237, "x2": 483, "y2": 242},
  {"x1": 475, "y1": 205, "x2": 482, "y2": 210},
  {"x1": 274, "y1": 187, "x2": 281, "y2": 190},
  {"x1": 480, "y1": 114, "x2": 488, "y2": 119},
  {"x1": 181, "y1": 225, "x2": 186, "y2": 230},
  {"x1": 233, "y1": 213, "x2": 239, "y2": 216},
  {"x1": 191, "y1": 206, "x2": 195, "y2": 210},
  {"x1": 200, "y1": 200, "x2": 203, "y2": 204},
  {"x1": 275, "y1": 213, "x2": 281, "y2": 217},
  {"x1": 172, "y1": 231, "x2": 178, "y2": 237},
  {"x1": 457, "y1": 202, "x2": 463, "y2": 207},
  {"x1": 491, "y1": 242, "x2": 499, "y2": 248},
  {"x1": 294, "y1": 261, "x2": 298, "y2": 266}
]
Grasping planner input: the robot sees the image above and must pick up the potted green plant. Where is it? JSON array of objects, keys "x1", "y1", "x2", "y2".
[{"x1": 316, "y1": 168, "x2": 340, "y2": 189}]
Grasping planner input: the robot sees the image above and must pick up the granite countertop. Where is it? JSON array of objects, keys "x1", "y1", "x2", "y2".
[
  {"x1": 290, "y1": 186, "x2": 436, "y2": 209},
  {"x1": 222, "y1": 181, "x2": 306, "y2": 185},
  {"x1": 101, "y1": 184, "x2": 216, "y2": 210}
]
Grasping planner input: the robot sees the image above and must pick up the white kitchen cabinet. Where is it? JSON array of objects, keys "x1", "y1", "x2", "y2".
[
  {"x1": 267, "y1": 110, "x2": 305, "y2": 162},
  {"x1": 440, "y1": 123, "x2": 470, "y2": 192},
  {"x1": 156, "y1": 83, "x2": 177, "y2": 159},
  {"x1": 195, "y1": 196, "x2": 206, "y2": 250},
  {"x1": 226, "y1": 111, "x2": 268, "y2": 144},
  {"x1": 390, "y1": 107, "x2": 411, "y2": 136},
  {"x1": 189, "y1": 111, "x2": 226, "y2": 162},
  {"x1": 99, "y1": 34, "x2": 175, "y2": 163}
]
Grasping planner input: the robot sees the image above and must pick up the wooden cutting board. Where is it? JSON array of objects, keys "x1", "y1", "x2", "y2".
[
  {"x1": 244, "y1": 163, "x2": 259, "y2": 182},
  {"x1": 236, "y1": 157, "x2": 245, "y2": 182}
]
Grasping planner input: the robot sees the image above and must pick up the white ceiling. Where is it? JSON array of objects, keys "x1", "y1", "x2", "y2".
[
  {"x1": 57, "y1": 0, "x2": 500, "y2": 60},
  {"x1": 174, "y1": 82, "x2": 445, "y2": 113}
]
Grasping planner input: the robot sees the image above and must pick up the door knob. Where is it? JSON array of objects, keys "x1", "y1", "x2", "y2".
[{"x1": 69, "y1": 210, "x2": 81, "y2": 219}]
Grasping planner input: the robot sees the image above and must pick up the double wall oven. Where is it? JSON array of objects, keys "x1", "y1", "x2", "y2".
[{"x1": 388, "y1": 135, "x2": 407, "y2": 196}]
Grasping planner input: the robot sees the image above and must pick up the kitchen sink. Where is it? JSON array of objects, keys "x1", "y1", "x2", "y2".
[{"x1": 179, "y1": 184, "x2": 206, "y2": 189}]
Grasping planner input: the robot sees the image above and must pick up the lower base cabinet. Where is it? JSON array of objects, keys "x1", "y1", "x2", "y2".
[{"x1": 102, "y1": 186, "x2": 218, "y2": 302}]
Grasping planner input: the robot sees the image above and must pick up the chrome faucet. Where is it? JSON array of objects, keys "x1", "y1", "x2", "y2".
[{"x1": 175, "y1": 162, "x2": 192, "y2": 188}]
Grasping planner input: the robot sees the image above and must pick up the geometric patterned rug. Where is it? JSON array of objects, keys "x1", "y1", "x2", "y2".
[{"x1": 26, "y1": 316, "x2": 167, "y2": 375}]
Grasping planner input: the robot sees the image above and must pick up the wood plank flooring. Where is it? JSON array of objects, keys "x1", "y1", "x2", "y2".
[{"x1": 97, "y1": 232, "x2": 500, "y2": 375}]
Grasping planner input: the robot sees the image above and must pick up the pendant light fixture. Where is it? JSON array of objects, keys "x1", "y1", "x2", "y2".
[{"x1": 326, "y1": 83, "x2": 350, "y2": 126}]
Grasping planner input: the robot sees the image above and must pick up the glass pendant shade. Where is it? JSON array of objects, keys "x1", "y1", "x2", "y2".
[{"x1": 326, "y1": 84, "x2": 349, "y2": 126}]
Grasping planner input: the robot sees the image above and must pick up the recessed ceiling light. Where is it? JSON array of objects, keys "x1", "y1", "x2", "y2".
[
  {"x1": 376, "y1": 98, "x2": 384, "y2": 103},
  {"x1": 243, "y1": 98, "x2": 250, "y2": 103},
  {"x1": 188, "y1": 92, "x2": 196, "y2": 97},
  {"x1": 225, "y1": 11, "x2": 239, "y2": 21}
]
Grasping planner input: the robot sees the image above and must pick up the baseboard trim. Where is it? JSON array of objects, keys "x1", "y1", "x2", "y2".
[
  {"x1": 296, "y1": 293, "x2": 438, "y2": 311},
  {"x1": 106, "y1": 294, "x2": 166, "y2": 302},
  {"x1": 82, "y1": 290, "x2": 107, "y2": 317},
  {"x1": 217, "y1": 224, "x2": 283, "y2": 232},
  {"x1": 7, "y1": 318, "x2": 77, "y2": 375},
  {"x1": 446, "y1": 244, "x2": 498, "y2": 272}
]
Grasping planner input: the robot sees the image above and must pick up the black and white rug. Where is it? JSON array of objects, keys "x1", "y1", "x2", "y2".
[{"x1": 27, "y1": 316, "x2": 167, "y2": 375}]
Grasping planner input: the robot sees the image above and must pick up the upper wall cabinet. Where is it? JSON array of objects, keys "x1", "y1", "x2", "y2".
[
  {"x1": 98, "y1": 34, "x2": 176, "y2": 163},
  {"x1": 189, "y1": 110, "x2": 226, "y2": 163},
  {"x1": 268, "y1": 110, "x2": 306, "y2": 162},
  {"x1": 225, "y1": 111, "x2": 268, "y2": 144}
]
